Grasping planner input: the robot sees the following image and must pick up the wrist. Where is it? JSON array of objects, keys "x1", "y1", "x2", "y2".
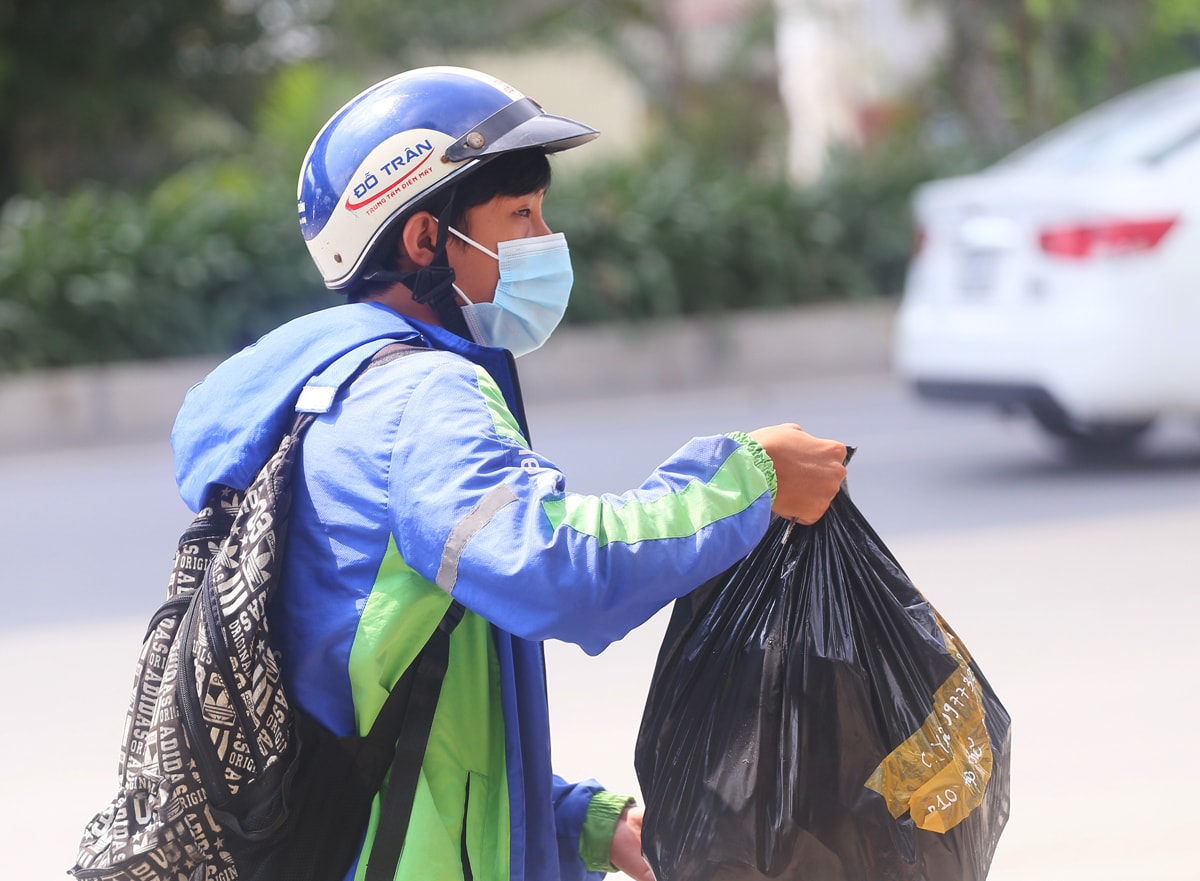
[
  {"x1": 727, "y1": 431, "x2": 778, "y2": 501},
  {"x1": 580, "y1": 791, "x2": 637, "y2": 872}
]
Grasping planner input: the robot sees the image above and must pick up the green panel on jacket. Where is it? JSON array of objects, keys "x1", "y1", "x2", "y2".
[{"x1": 349, "y1": 538, "x2": 511, "y2": 880}]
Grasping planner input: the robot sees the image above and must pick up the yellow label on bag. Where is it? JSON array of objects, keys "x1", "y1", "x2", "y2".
[{"x1": 864, "y1": 613, "x2": 993, "y2": 834}]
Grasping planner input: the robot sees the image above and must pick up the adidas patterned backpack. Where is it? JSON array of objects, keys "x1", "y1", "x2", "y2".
[{"x1": 69, "y1": 342, "x2": 461, "y2": 881}]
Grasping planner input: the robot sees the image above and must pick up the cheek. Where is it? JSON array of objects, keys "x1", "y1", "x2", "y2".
[{"x1": 451, "y1": 247, "x2": 500, "y2": 303}]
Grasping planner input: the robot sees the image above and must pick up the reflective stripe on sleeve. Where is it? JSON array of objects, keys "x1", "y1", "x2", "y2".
[{"x1": 436, "y1": 483, "x2": 520, "y2": 593}]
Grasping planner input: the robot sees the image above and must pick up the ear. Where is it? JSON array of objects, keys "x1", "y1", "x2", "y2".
[{"x1": 399, "y1": 211, "x2": 439, "y2": 268}]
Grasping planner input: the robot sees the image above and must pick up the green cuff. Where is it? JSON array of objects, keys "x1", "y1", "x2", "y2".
[
  {"x1": 726, "y1": 431, "x2": 778, "y2": 501},
  {"x1": 580, "y1": 791, "x2": 637, "y2": 873}
]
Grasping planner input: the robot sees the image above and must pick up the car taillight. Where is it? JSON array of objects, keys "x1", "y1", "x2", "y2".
[
  {"x1": 912, "y1": 224, "x2": 927, "y2": 256},
  {"x1": 1038, "y1": 218, "x2": 1177, "y2": 259}
]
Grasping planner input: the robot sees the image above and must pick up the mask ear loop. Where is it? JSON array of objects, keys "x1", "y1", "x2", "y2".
[{"x1": 447, "y1": 226, "x2": 500, "y2": 260}]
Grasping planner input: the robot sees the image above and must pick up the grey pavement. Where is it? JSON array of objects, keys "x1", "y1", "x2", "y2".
[{"x1": 10, "y1": 500, "x2": 1199, "y2": 879}]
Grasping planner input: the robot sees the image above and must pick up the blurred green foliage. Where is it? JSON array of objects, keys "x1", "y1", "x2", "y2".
[
  {"x1": 0, "y1": 63, "x2": 363, "y2": 371},
  {"x1": 3, "y1": 0, "x2": 1200, "y2": 372},
  {"x1": 0, "y1": 113, "x2": 950, "y2": 372},
  {"x1": 0, "y1": 168, "x2": 328, "y2": 371},
  {"x1": 0, "y1": 0, "x2": 270, "y2": 200}
]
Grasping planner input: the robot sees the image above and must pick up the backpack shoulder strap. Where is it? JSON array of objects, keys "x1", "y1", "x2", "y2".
[
  {"x1": 298, "y1": 338, "x2": 458, "y2": 881},
  {"x1": 178, "y1": 338, "x2": 432, "y2": 820},
  {"x1": 363, "y1": 600, "x2": 466, "y2": 881},
  {"x1": 296, "y1": 340, "x2": 428, "y2": 417}
]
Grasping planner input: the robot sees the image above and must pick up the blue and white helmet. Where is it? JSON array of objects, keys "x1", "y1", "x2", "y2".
[{"x1": 297, "y1": 66, "x2": 599, "y2": 290}]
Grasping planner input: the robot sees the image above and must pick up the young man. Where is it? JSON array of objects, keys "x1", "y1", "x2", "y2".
[{"x1": 171, "y1": 67, "x2": 847, "y2": 881}]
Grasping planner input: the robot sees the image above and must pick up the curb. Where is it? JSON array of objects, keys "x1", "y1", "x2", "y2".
[{"x1": 0, "y1": 301, "x2": 895, "y2": 455}]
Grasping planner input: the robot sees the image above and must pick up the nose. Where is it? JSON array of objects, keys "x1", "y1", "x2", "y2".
[{"x1": 532, "y1": 205, "x2": 552, "y2": 237}]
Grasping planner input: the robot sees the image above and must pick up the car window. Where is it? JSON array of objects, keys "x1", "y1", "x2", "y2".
[{"x1": 994, "y1": 69, "x2": 1200, "y2": 170}]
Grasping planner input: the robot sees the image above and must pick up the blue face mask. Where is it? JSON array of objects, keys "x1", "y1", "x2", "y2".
[{"x1": 450, "y1": 227, "x2": 573, "y2": 357}]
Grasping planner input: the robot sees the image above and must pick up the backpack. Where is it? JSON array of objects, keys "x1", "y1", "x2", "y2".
[{"x1": 70, "y1": 341, "x2": 461, "y2": 881}]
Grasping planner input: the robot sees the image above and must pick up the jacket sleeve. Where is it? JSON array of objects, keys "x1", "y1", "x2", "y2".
[
  {"x1": 553, "y1": 775, "x2": 637, "y2": 880},
  {"x1": 553, "y1": 776, "x2": 605, "y2": 881},
  {"x1": 388, "y1": 356, "x2": 776, "y2": 655}
]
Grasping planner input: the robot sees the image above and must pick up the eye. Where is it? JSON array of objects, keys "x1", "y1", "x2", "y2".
[{"x1": 515, "y1": 208, "x2": 532, "y2": 218}]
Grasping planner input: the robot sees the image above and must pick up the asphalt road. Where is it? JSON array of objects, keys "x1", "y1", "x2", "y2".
[{"x1": 3, "y1": 372, "x2": 1198, "y2": 878}]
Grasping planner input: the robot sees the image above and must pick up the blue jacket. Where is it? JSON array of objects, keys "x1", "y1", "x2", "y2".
[{"x1": 171, "y1": 302, "x2": 777, "y2": 881}]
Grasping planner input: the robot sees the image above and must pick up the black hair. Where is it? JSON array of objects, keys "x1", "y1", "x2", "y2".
[
  {"x1": 436, "y1": 148, "x2": 553, "y2": 234},
  {"x1": 350, "y1": 148, "x2": 552, "y2": 302}
]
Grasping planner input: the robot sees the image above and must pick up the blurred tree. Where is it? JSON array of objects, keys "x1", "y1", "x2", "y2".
[
  {"x1": 0, "y1": 0, "x2": 781, "y2": 200},
  {"x1": 915, "y1": 0, "x2": 1200, "y2": 155},
  {"x1": 0, "y1": 0, "x2": 277, "y2": 200},
  {"x1": 317, "y1": 0, "x2": 781, "y2": 168}
]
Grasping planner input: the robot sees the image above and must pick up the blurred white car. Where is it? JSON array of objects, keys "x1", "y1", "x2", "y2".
[{"x1": 894, "y1": 67, "x2": 1200, "y2": 454}]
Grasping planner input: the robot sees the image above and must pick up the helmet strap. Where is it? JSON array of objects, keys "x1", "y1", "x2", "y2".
[
  {"x1": 362, "y1": 191, "x2": 472, "y2": 340},
  {"x1": 420, "y1": 194, "x2": 473, "y2": 339}
]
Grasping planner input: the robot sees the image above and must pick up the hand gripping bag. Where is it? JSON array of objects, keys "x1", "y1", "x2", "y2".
[{"x1": 635, "y1": 490, "x2": 1011, "y2": 881}]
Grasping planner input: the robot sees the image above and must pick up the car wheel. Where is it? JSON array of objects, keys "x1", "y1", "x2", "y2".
[{"x1": 1029, "y1": 400, "x2": 1154, "y2": 455}]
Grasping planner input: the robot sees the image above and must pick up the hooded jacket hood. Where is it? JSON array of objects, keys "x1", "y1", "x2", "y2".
[{"x1": 171, "y1": 301, "x2": 486, "y2": 511}]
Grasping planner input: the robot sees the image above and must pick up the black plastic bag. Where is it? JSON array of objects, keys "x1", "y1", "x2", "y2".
[{"x1": 635, "y1": 491, "x2": 1011, "y2": 881}]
